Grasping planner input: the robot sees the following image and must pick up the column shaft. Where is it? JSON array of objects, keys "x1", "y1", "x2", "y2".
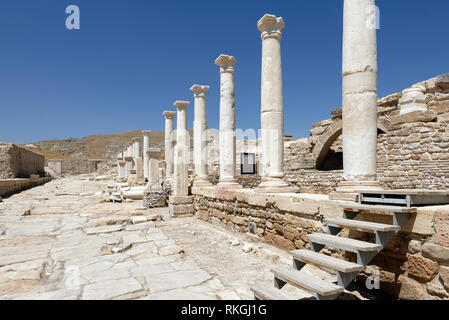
[
  {"x1": 163, "y1": 111, "x2": 176, "y2": 183},
  {"x1": 341, "y1": 0, "x2": 380, "y2": 189},
  {"x1": 215, "y1": 55, "x2": 241, "y2": 189},
  {"x1": 142, "y1": 131, "x2": 151, "y2": 179},
  {"x1": 173, "y1": 101, "x2": 190, "y2": 197},
  {"x1": 191, "y1": 85, "x2": 212, "y2": 187},
  {"x1": 256, "y1": 14, "x2": 296, "y2": 193}
]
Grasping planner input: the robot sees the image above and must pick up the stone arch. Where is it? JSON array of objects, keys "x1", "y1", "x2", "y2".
[
  {"x1": 312, "y1": 116, "x2": 391, "y2": 168},
  {"x1": 313, "y1": 119, "x2": 343, "y2": 169}
]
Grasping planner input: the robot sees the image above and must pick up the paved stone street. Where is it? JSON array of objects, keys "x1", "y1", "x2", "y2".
[{"x1": 0, "y1": 176, "x2": 338, "y2": 300}]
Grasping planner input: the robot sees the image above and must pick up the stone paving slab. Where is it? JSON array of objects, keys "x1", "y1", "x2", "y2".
[{"x1": 0, "y1": 176, "x2": 330, "y2": 300}]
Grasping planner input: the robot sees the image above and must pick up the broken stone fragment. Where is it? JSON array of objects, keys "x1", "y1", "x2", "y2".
[
  {"x1": 242, "y1": 243, "x2": 253, "y2": 253},
  {"x1": 390, "y1": 110, "x2": 437, "y2": 126},
  {"x1": 230, "y1": 239, "x2": 240, "y2": 246}
]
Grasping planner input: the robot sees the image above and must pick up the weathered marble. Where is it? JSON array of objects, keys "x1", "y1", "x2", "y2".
[
  {"x1": 191, "y1": 85, "x2": 212, "y2": 187},
  {"x1": 255, "y1": 14, "x2": 297, "y2": 194},
  {"x1": 142, "y1": 130, "x2": 151, "y2": 179},
  {"x1": 163, "y1": 111, "x2": 176, "y2": 183},
  {"x1": 338, "y1": 0, "x2": 381, "y2": 192},
  {"x1": 215, "y1": 54, "x2": 242, "y2": 189}
]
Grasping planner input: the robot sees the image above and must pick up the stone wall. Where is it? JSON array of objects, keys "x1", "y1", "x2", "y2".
[
  {"x1": 46, "y1": 159, "x2": 104, "y2": 175},
  {"x1": 281, "y1": 73, "x2": 449, "y2": 193},
  {"x1": 0, "y1": 177, "x2": 52, "y2": 197},
  {"x1": 192, "y1": 186, "x2": 449, "y2": 299},
  {"x1": 0, "y1": 143, "x2": 45, "y2": 179}
]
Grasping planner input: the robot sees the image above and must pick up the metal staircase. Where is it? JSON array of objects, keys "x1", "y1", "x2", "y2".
[{"x1": 251, "y1": 202, "x2": 416, "y2": 300}]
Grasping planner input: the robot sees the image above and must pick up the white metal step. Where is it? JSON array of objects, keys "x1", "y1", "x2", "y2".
[
  {"x1": 291, "y1": 249, "x2": 364, "y2": 273},
  {"x1": 250, "y1": 285, "x2": 294, "y2": 300},
  {"x1": 326, "y1": 218, "x2": 400, "y2": 233},
  {"x1": 271, "y1": 267, "x2": 343, "y2": 297},
  {"x1": 308, "y1": 233, "x2": 383, "y2": 252}
]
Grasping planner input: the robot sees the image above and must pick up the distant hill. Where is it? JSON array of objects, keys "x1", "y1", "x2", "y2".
[{"x1": 21, "y1": 130, "x2": 166, "y2": 160}]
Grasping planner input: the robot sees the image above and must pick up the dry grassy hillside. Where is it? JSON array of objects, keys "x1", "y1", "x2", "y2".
[{"x1": 21, "y1": 130, "x2": 166, "y2": 160}]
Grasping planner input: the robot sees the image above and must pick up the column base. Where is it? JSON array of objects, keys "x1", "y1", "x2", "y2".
[
  {"x1": 169, "y1": 196, "x2": 194, "y2": 217},
  {"x1": 216, "y1": 179, "x2": 242, "y2": 190},
  {"x1": 193, "y1": 178, "x2": 213, "y2": 187},
  {"x1": 255, "y1": 177, "x2": 298, "y2": 194},
  {"x1": 330, "y1": 180, "x2": 383, "y2": 202}
]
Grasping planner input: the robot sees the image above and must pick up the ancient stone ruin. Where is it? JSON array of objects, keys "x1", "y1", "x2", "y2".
[{"x1": 2, "y1": 1, "x2": 449, "y2": 301}]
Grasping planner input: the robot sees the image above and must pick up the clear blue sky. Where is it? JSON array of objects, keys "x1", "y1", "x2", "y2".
[{"x1": 0, "y1": 0, "x2": 448, "y2": 144}]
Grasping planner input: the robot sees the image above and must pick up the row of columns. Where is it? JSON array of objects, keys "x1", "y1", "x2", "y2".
[
  {"x1": 116, "y1": 132, "x2": 161, "y2": 186},
  {"x1": 163, "y1": 3, "x2": 381, "y2": 199}
]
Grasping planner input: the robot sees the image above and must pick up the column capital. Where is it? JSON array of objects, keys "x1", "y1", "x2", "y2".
[
  {"x1": 190, "y1": 84, "x2": 210, "y2": 97},
  {"x1": 142, "y1": 130, "x2": 152, "y2": 136},
  {"x1": 215, "y1": 54, "x2": 236, "y2": 73},
  {"x1": 173, "y1": 100, "x2": 190, "y2": 111},
  {"x1": 257, "y1": 14, "x2": 284, "y2": 40},
  {"x1": 132, "y1": 137, "x2": 140, "y2": 142},
  {"x1": 163, "y1": 111, "x2": 176, "y2": 119}
]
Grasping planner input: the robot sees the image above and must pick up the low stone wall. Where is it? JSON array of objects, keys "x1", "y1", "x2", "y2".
[
  {"x1": 192, "y1": 186, "x2": 449, "y2": 300},
  {"x1": 46, "y1": 159, "x2": 103, "y2": 175},
  {"x1": 0, "y1": 143, "x2": 45, "y2": 179},
  {"x1": 0, "y1": 177, "x2": 52, "y2": 197}
]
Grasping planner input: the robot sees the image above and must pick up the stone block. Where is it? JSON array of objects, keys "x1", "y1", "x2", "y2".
[
  {"x1": 264, "y1": 231, "x2": 295, "y2": 251},
  {"x1": 391, "y1": 110, "x2": 437, "y2": 126},
  {"x1": 235, "y1": 189, "x2": 251, "y2": 203},
  {"x1": 434, "y1": 209, "x2": 449, "y2": 247},
  {"x1": 398, "y1": 275, "x2": 426, "y2": 300},
  {"x1": 169, "y1": 196, "x2": 193, "y2": 205},
  {"x1": 169, "y1": 203, "x2": 194, "y2": 217},
  {"x1": 439, "y1": 266, "x2": 449, "y2": 291},
  {"x1": 216, "y1": 189, "x2": 236, "y2": 201},
  {"x1": 289, "y1": 194, "x2": 324, "y2": 215},
  {"x1": 319, "y1": 200, "x2": 344, "y2": 220},
  {"x1": 422, "y1": 242, "x2": 449, "y2": 262},
  {"x1": 401, "y1": 206, "x2": 436, "y2": 236},
  {"x1": 191, "y1": 186, "x2": 216, "y2": 199},
  {"x1": 407, "y1": 255, "x2": 439, "y2": 282},
  {"x1": 248, "y1": 192, "x2": 274, "y2": 207},
  {"x1": 426, "y1": 282, "x2": 449, "y2": 298}
]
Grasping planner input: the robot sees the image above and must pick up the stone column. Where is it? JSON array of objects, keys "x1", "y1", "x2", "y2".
[
  {"x1": 337, "y1": 0, "x2": 382, "y2": 192},
  {"x1": 133, "y1": 137, "x2": 144, "y2": 178},
  {"x1": 124, "y1": 145, "x2": 133, "y2": 178},
  {"x1": 163, "y1": 111, "x2": 176, "y2": 183},
  {"x1": 169, "y1": 101, "x2": 194, "y2": 217},
  {"x1": 117, "y1": 152, "x2": 126, "y2": 179},
  {"x1": 148, "y1": 159, "x2": 160, "y2": 189},
  {"x1": 215, "y1": 54, "x2": 242, "y2": 189},
  {"x1": 142, "y1": 130, "x2": 151, "y2": 179},
  {"x1": 190, "y1": 84, "x2": 212, "y2": 187},
  {"x1": 255, "y1": 14, "x2": 297, "y2": 193},
  {"x1": 118, "y1": 160, "x2": 126, "y2": 179}
]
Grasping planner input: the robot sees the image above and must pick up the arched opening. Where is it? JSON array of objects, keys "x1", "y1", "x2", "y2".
[
  {"x1": 313, "y1": 118, "x2": 389, "y2": 171},
  {"x1": 317, "y1": 134, "x2": 343, "y2": 170}
]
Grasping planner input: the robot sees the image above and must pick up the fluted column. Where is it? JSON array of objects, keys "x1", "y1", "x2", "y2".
[
  {"x1": 256, "y1": 14, "x2": 297, "y2": 193},
  {"x1": 338, "y1": 0, "x2": 382, "y2": 192},
  {"x1": 142, "y1": 130, "x2": 151, "y2": 179},
  {"x1": 163, "y1": 111, "x2": 176, "y2": 183},
  {"x1": 215, "y1": 54, "x2": 242, "y2": 189},
  {"x1": 190, "y1": 84, "x2": 212, "y2": 187}
]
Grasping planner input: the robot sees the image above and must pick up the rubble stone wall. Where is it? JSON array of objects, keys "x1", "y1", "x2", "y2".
[
  {"x1": 0, "y1": 143, "x2": 45, "y2": 179},
  {"x1": 46, "y1": 159, "x2": 101, "y2": 175},
  {"x1": 192, "y1": 186, "x2": 449, "y2": 300}
]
